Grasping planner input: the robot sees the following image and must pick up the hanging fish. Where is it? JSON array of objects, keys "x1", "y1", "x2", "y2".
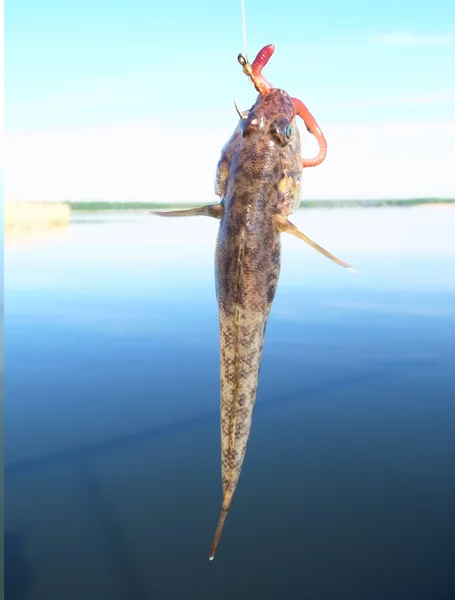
[{"x1": 151, "y1": 44, "x2": 353, "y2": 560}]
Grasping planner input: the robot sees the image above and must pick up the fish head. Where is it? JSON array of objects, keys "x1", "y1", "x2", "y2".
[{"x1": 240, "y1": 88, "x2": 297, "y2": 149}]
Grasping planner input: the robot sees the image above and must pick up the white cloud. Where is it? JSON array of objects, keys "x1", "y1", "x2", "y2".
[
  {"x1": 4, "y1": 120, "x2": 230, "y2": 203},
  {"x1": 336, "y1": 92, "x2": 455, "y2": 110},
  {"x1": 4, "y1": 118, "x2": 455, "y2": 202},
  {"x1": 376, "y1": 30, "x2": 455, "y2": 47},
  {"x1": 302, "y1": 119, "x2": 455, "y2": 199},
  {"x1": 0, "y1": 3, "x2": 4, "y2": 166}
]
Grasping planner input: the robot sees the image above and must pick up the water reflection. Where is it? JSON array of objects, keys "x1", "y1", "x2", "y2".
[
  {"x1": 4, "y1": 529, "x2": 33, "y2": 600},
  {"x1": 5, "y1": 208, "x2": 455, "y2": 599}
]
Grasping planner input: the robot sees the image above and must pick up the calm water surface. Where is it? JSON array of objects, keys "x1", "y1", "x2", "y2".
[{"x1": 5, "y1": 208, "x2": 455, "y2": 599}]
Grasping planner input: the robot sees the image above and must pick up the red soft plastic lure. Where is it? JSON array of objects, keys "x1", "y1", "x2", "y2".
[{"x1": 238, "y1": 43, "x2": 328, "y2": 168}]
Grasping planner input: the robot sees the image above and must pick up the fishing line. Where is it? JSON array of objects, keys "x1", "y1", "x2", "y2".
[{"x1": 240, "y1": 0, "x2": 248, "y2": 59}]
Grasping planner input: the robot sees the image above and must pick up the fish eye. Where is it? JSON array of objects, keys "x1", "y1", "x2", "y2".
[{"x1": 270, "y1": 118, "x2": 291, "y2": 146}]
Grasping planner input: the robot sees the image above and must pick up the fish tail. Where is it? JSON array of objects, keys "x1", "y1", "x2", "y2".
[{"x1": 209, "y1": 503, "x2": 230, "y2": 561}]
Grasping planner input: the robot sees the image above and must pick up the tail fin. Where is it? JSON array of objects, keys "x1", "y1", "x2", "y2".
[{"x1": 209, "y1": 505, "x2": 229, "y2": 561}]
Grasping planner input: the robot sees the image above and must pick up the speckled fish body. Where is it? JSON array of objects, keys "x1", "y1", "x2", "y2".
[
  {"x1": 210, "y1": 89, "x2": 303, "y2": 553},
  {"x1": 150, "y1": 46, "x2": 353, "y2": 560}
]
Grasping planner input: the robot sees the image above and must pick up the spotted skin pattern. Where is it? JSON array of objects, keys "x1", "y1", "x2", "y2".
[
  {"x1": 213, "y1": 89, "x2": 301, "y2": 548},
  {"x1": 150, "y1": 45, "x2": 353, "y2": 560}
]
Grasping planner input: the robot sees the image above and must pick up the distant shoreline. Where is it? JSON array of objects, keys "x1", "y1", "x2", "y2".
[
  {"x1": 66, "y1": 198, "x2": 455, "y2": 211},
  {"x1": 5, "y1": 201, "x2": 70, "y2": 231}
]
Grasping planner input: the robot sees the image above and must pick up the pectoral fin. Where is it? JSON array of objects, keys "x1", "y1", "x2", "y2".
[
  {"x1": 274, "y1": 213, "x2": 355, "y2": 272},
  {"x1": 150, "y1": 203, "x2": 224, "y2": 219}
]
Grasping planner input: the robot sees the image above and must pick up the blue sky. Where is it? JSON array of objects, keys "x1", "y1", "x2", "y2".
[{"x1": 5, "y1": 0, "x2": 455, "y2": 200}]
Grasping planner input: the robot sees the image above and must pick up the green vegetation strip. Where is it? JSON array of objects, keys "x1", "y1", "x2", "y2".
[
  {"x1": 67, "y1": 198, "x2": 455, "y2": 211},
  {"x1": 67, "y1": 201, "x2": 198, "y2": 211}
]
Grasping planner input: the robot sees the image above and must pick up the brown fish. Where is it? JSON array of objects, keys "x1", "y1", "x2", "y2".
[{"x1": 151, "y1": 44, "x2": 353, "y2": 560}]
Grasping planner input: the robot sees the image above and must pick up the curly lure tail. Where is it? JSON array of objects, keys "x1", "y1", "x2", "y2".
[{"x1": 238, "y1": 44, "x2": 328, "y2": 167}]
